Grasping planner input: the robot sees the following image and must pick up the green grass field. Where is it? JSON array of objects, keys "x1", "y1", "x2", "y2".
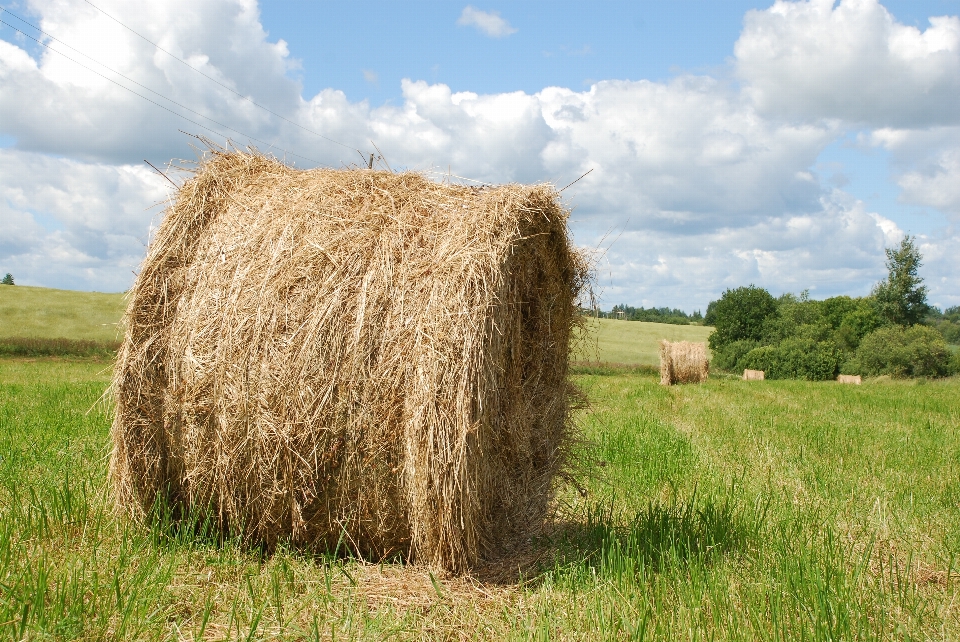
[
  {"x1": 2, "y1": 288, "x2": 958, "y2": 639},
  {"x1": 1, "y1": 358, "x2": 958, "y2": 640},
  {"x1": 0, "y1": 286, "x2": 126, "y2": 343}
]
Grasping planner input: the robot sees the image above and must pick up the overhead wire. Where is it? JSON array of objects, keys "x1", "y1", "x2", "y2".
[
  {"x1": 0, "y1": 11, "x2": 325, "y2": 166},
  {"x1": 79, "y1": 0, "x2": 363, "y2": 155}
]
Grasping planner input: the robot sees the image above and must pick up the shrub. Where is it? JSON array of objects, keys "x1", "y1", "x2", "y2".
[
  {"x1": 852, "y1": 325, "x2": 951, "y2": 377},
  {"x1": 711, "y1": 339, "x2": 760, "y2": 371},
  {"x1": 738, "y1": 345, "x2": 777, "y2": 376},
  {"x1": 739, "y1": 338, "x2": 842, "y2": 381}
]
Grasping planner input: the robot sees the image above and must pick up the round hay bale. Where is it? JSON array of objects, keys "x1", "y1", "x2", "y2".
[
  {"x1": 110, "y1": 150, "x2": 588, "y2": 573},
  {"x1": 659, "y1": 340, "x2": 709, "y2": 385}
]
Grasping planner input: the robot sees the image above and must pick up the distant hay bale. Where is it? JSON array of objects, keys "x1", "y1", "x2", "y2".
[
  {"x1": 837, "y1": 374, "x2": 862, "y2": 385},
  {"x1": 110, "y1": 150, "x2": 588, "y2": 574},
  {"x1": 659, "y1": 340, "x2": 709, "y2": 385},
  {"x1": 743, "y1": 369, "x2": 765, "y2": 381}
]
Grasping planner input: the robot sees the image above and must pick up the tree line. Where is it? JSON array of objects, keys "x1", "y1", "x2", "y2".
[
  {"x1": 605, "y1": 305, "x2": 703, "y2": 325},
  {"x1": 705, "y1": 236, "x2": 959, "y2": 379}
]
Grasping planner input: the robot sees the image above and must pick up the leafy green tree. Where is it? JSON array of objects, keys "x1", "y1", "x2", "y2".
[
  {"x1": 1, "y1": 273, "x2": 13, "y2": 286},
  {"x1": 835, "y1": 302, "x2": 884, "y2": 350},
  {"x1": 872, "y1": 235, "x2": 929, "y2": 326},
  {"x1": 707, "y1": 285, "x2": 778, "y2": 351},
  {"x1": 819, "y1": 296, "x2": 860, "y2": 329},
  {"x1": 927, "y1": 305, "x2": 960, "y2": 344}
]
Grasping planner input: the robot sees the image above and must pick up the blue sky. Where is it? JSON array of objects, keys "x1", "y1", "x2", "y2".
[
  {"x1": 257, "y1": 1, "x2": 769, "y2": 101},
  {"x1": 257, "y1": 1, "x2": 955, "y2": 102},
  {"x1": 1, "y1": 0, "x2": 958, "y2": 310}
]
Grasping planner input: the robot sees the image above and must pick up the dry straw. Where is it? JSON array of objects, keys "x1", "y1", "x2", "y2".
[
  {"x1": 110, "y1": 149, "x2": 589, "y2": 574},
  {"x1": 659, "y1": 340, "x2": 709, "y2": 385}
]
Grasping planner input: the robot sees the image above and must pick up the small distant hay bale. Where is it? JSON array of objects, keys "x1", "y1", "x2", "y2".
[
  {"x1": 110, "y1": 150, "x2": 589, "y2": 574},
  {"x1": 837, "y1": 374, "x2": 862, "y2": 385},
  {"x1": 743, "y1": 369, "x2": 765, "y2": 381},
  {"x1": 659, "y1": 340, "x2": 709, "y2": 385}
]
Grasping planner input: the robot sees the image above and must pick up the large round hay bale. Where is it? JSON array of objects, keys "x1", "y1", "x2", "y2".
[
  {"x1": 659, "y1": 340, "x2": 709, "y2": 385},
  {"x1": 110, "y1": 150, "x2": 588, "y2": 573}
]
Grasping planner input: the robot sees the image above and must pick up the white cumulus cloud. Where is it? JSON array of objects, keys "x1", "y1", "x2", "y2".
[
  {"x1": 736, "y1": 0, "x2": 960, "y2": 128},
  {"x1": 456, "y1": 6, "x2": 517, "y2": 38},
  {"x1": 0, "y1": 149, "x2": 170, "y2": 291},
  {"x1": 1, "y1": 0, "x2": 957, "y2": 310}
]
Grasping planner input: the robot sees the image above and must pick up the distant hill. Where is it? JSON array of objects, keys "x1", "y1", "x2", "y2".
[
  {"x1": 0, "y1": 286, "x2": 126, "y2": 343},
  {"x1": 573, "y1": 317, "x2": 713, "y2": 366}
]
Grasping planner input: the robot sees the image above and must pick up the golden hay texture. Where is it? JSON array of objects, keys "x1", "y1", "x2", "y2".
[
  {"x1": 659, "y1": 340, "x2": 709, "y2": 385},
  {"x1": 837, "y1": 374, "x2": 862, "y2": 385},
  {"x1": 743, "y1": 369, "x2": 765, "y2": 381},
  {"x1": 110, "y1": 150, "x2": 588, "y2": 574}
]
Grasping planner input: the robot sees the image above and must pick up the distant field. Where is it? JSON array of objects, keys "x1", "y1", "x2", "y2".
[
  {"x1": 0, "y1": 287, "x2": 711, "y2": 365},
  {"x1": 574, "y1": 317, "x2": 713, "y2": 366},
  {"x1": 0, "y1": 286, "x2": 126, "y2": 342}
]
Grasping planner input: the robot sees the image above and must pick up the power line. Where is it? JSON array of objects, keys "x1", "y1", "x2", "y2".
[
  {"x1": 80, "y1": 0, "x2": 363, "y2": 155},
  {"x1": 0, "y1": 15, "x2": 325, "y2": 166}
]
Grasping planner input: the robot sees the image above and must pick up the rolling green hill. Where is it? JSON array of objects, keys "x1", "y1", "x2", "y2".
[{"x1": 0, "y1": 286, "x2": 126, "y2": 343}]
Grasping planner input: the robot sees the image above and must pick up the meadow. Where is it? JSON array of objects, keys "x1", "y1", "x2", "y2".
[
  {"x1": 0, "y1": 288, "x2": 958, "y2": 639},
  {"x1": 0, "y1": 286, "x2": 126, "y2": 343},
  {"x1": 572, "y1": 317, "x2": 713, "y2": 366}
]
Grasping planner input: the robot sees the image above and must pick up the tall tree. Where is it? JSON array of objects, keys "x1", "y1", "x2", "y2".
[{"x1": 872, "y1": 235, "x2": 929, "y2": 326}]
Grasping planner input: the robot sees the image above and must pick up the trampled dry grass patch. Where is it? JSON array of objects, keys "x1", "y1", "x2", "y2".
[{"x1": 111, "y1": 149, "x2": 589, "y2": 574}]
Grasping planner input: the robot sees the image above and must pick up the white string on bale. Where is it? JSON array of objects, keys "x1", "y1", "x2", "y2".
[
  {"x1": 110, "y1": 149, "x2": 590, "y2": 574},
  {"x1": 659, "y1": 340, "x2": 709, "y2": 385}
]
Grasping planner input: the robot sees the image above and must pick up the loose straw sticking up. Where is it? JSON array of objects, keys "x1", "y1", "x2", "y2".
[{"x1": 110, "y1": 148, "x2": 590, "y2": 574}]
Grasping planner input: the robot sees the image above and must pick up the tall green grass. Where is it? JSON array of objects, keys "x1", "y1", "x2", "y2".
[
  {"x1": 1, "y1": 359, "x2": 957, "y2": 639},
  {"x1": 0, "y1": 337, "x2": 121, "y2": 358}
]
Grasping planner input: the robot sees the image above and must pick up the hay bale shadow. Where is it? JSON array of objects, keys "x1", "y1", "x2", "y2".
[{"x1": 503, "y1": 494, "x2": 754, "y2": 584}]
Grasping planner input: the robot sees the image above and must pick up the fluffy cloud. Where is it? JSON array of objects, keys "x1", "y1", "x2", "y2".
[
  {"x1": 736, "y1": 0, "x2": 960, "y2": 128},
  {"x1": 0, "y1": 0, "x2": 300, "y2": 164},
  {"x1": 869, "y1": 126, "x2": 960, "y2": 218},
  {"x1": 456, "y1": 6, "x2": 517, "y2": 38},
  {"x1": 0, "y1": 149, "x2": 169, "y2": 291},
  {"x1": 1, "y1": 0, "x2": 957, "y2": 310},
  {"x1": 537, "y1": 79, "x2": 836, "y2": 233},
  {"x1": 592, "y1": 192, "x2": 905, "y2": 309}
]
